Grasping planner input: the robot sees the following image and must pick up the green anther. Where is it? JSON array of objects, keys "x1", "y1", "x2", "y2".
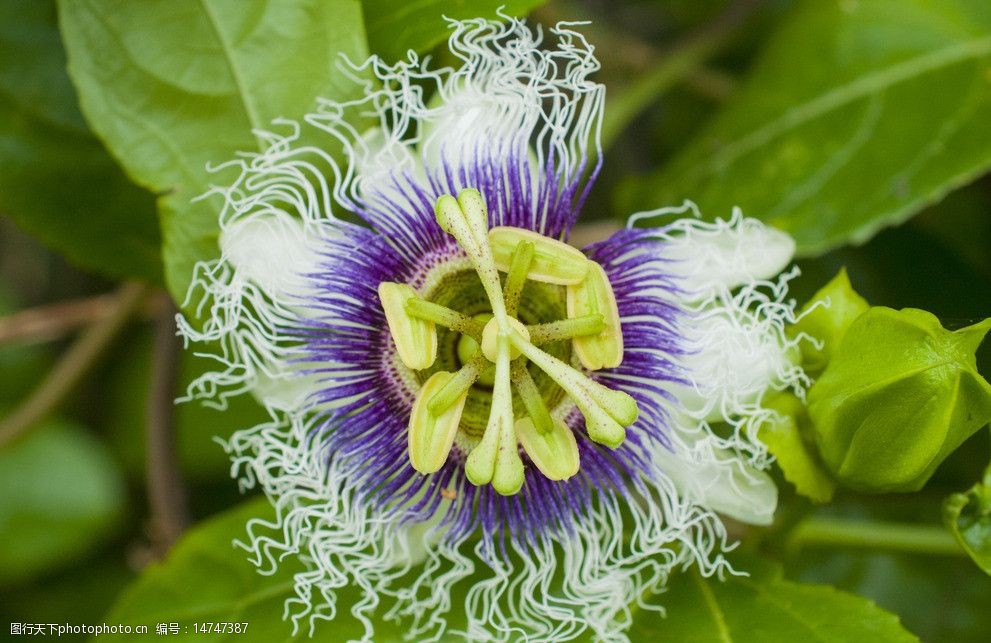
[
  {"x1": 405, "y1": 297, "x2": 484, "y2": 339},
  {"x1": 427, "y1": 354, "x2": 486, "y2": 415},
  {"x1": 378, "y1": 282, "x2": 437, "y2": 370},
  {"x1": 408, "y1": 371, "x2": 470, "y2": 474},
  {"x1": 516, "y1": 416, "x2": 580, "y2": 481},
  {"x1": 527, "y1": 314, "x2": 606, "y2": 345},
  {"x1": 511, "y1": 362, "x2": 555, "y2": 435},
  {"x1": 567, "y1": 260, "x2": 624, "y2": 370},
  {"x1": 503, "y1": 240, "x2": 535, "y2": 317},
  {"x1": 489, "y1": 226, "x2": 589, "y2": 285}
]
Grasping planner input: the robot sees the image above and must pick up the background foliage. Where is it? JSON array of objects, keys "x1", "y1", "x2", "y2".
[{"x1": 1, "y1": 0, "x2": 989, "y2": 641}]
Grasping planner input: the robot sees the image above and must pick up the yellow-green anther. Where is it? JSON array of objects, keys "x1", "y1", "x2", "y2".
[
  {"x1": 508, "y1": 334, "x2": 634, "y2": 448},
  {"x1": 378, "y1": 282, "x2": 437, "y2": 370},
  {"x1": 527, "y1": 314, "x2": 606, "y2": 345},
  {"x1": 503, "y1": 240, "x2": 535, "y2": 317},
  {"x1": 427, "y1": 354, "x2": 486, "y2": 415},
  {"x1": 465, "y1": 335, "x2": 524, "y2": 495},
  {"x1": 511, "y1": 362, "x2": 555, "y2": 435},
  {"x1": 408, "y1": 371, "x2": 469, "y2": 474},
  {"x1": 434, "y1": 190, "x2": 507, "y2": 322},
  {"x1": 405, "y1": 297, "x2": 484, "y2": 339},
  {"x1": 567, "y1": 260, "x2": 624, "y2": 370},
  {"x1": 516, "y1": 416, "x2": 580, "y2": 481},
  {"x1": 489, "y1": 226, "x2": 589, "y2": 285},
  {"x1": 481, "y1": 316, "x2": 530, "y2": 362}
]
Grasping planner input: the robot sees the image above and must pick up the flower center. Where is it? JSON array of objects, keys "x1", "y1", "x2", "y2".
[{"x1": 378, "y1": 188, "x2": 637, "y2": 495}]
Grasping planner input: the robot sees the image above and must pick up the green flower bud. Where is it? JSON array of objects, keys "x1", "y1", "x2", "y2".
[{"x1": 808, "y1": 308, "x2": 991, "y2": 492}]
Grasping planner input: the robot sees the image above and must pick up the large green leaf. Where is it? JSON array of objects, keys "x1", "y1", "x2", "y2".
[
  {"x1": 97, "y1": 498, "x2": 404, "y2": 642},
  {"x1": 630, "y1": 557, "x2": 918, "y2": 642},
  {"x1": 617, "y1": 0, "x2": 991, "y2": 256},
  {"x1": 0, "y1": 0, "x2": 160, "y2": 281},
  {"x1": 58, "y1": 0, "x2": 370, "y2": 305},
  {"x1": 0, "y1": 420, "x2": 126, "y2": 587},
  {"x1": 362, "y1": 0, "x2": 546, "y2": 62}
]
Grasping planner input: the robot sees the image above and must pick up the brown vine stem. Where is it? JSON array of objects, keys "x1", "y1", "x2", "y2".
[
  {"x1": 146, "y1": 292, "x2": 189, "y2": 556},
  {"x1": 0, "y1": 281, "x2": 149, "y2": 450},
  {"x1": 0, "y1": 291, "x2": 162, "y2": 346}
]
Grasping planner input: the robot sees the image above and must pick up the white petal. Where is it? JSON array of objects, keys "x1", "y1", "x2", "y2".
[
  {"x1": 250, "y1": 369, "x2": 321, "y2": 412},
  {"x1": 675, "y1": 305, "x2": 796, "y2": 422},
  {"x1": 656, "y1": 420, "x2": 778, "y2": 526},
  {"x1": 658, "y1": 209, "x2": 795, "y2": 299},
  {"x1": 219, "y1": 211, "x2": 322, "y2": 302}
]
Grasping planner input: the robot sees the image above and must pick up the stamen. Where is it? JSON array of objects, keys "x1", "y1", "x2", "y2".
[
  {"x1": 509, "y1": 335, "x2": 636, "y2": 448},
  {"x1": 511, "y1": 361, "x2": 555, "y2": 435},
  {"x1": 567, "y1": 261, "x2": 624, "y2": 370},
  {"x1": 427, "y1": 354, "x2": 486, "y2": 415},
  {"x1": 503, "y1": 240, "x2": 535, "y2": 317},
  {"x1": 406, "y1": 297, "x2": 485, "y2": 339},
  {"x1": 378, "y1": 282, "x2": 437, "y2": 370},
  {"x1": 516, "y1": 416, "x2": 580, "y2": 481},
  {"x1": 527, "y1": 314, "x2": 606, "y2": 345},
  {"x1": 408, "y1": 371, "x2": 470, "y2": 474},
  {"x1": 489, "y1": 226, "x2": 590, "y2": 285}
]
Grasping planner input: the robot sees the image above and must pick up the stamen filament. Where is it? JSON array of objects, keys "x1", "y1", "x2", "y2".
[
  {"x1": 503, "y1": 240, "x2": 535, "y2": 317},
  {"x1": 427, "y1": 354, "x2": 486, "y2": 415},
  {"x1": 528, "y1": 314, "x2": 606, "y2": 345},
  {"x1": 508, "y1": 333, "x2": 635, "y2": 448},
  {"x1": 511, "y1": 361, "x2": 555, "y2": 435},
  {"x1": 406, "y1": 297, "x2": 484, "y2": 339}
]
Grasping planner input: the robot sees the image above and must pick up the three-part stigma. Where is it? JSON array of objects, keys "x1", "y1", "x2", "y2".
[{"x1": 379, "y1": 188, "x2": 638, "y2": 496}]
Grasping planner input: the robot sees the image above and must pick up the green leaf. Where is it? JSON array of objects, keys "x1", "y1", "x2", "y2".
[
  {"x1": 97, "y1": 498, "x2": 404, "y2": 642},
  {"x1": 762, "y1": 392, "x2": 837, "y2": 503},
  {"x1": 362, "y1": 0, "x2": 546, "y2": 62},
  {"x1": 617, "y1": 0, "x2": 991, "y2": 256},
  {"x1": 58, "y1": 0, "x2": 370, "y2": 305},
  {"x1": 630, "y1": 556, "x2": 917, "y2": 642},
  {"x1": 944, "y1": 462, "x2": 991, "y2": 574},
  {"x1": 0, "y1": 420, "x2": 126, "y2": 587},
  {"x1": 808, "y1": 308, "x2": 991, "y2": 492},
  {"x1": 791, "y1": 268, "x2": 870, "y2": 376},
  {"x1": 0, "y1": 0, "x2": 160, "y2": 281}
]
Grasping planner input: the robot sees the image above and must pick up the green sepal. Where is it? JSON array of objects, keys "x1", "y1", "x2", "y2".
[
  {"x1": 761, "y1": 391, "x2": 837, "y2": 503},
  {"x1": 790, "y1": 268, "x2": 870, "y2": 375}
]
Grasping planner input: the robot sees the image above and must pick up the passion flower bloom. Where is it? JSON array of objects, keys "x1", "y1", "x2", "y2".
[{"x1": 178, "y1": 17, "x2": 807, "y2": 642}]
